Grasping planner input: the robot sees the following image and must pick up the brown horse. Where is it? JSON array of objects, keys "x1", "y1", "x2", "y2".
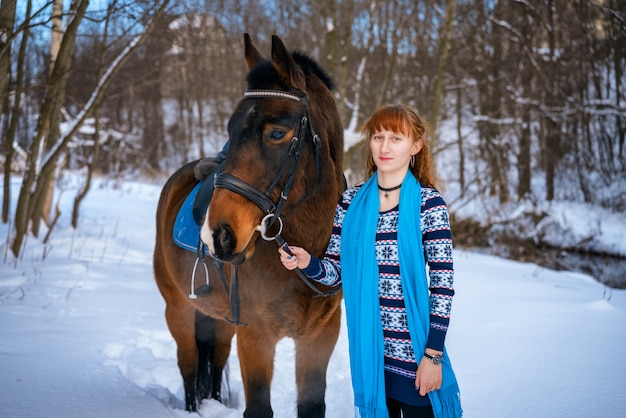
[{"x1": 153, "y1": 33, "x2": 344, "y2": 418}]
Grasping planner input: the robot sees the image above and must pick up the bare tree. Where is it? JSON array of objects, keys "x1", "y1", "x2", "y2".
[
  {"x1": 0, "y1": 0, "x2": 16, "y2": 119},
  {"x1": 315, "y1": 0, "x2": 358, "y2": 125},
  {"x1": 36, "y1": 0, "x2": 66, "y2": 231},
  {"x1": 10, "y1": 0, "x2": 171, "y2": 258},
  {"x1": 11, "y1": 0, "x2": 89, "y2": 257},
  {"x1": 429, "y1": 0, "x2": 457, "y2": 141},
  {"x1": 71, "y1": 1, "x2": 120, "y2": 228},
  {"x1": 1, "y1": 0, "x2": 17, "y2": 223}
]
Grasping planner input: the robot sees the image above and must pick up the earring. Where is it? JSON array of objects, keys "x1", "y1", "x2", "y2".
[{"x1": 410, "y1": 155, "x2": 415, "y2": 167}]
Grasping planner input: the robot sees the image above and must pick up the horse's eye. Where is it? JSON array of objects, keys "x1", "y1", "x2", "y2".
[{"x1": 269, "y1": 130, "x2": 287, "y2": 141}]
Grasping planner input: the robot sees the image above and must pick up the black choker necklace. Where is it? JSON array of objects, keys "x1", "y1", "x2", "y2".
[{"x1": 378, "y1": 183, "x2": 402, "y2": 198}]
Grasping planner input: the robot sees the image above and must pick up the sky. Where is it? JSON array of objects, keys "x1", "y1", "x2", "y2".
[{"x1": 1, "y1": 168, "x2": 625, "y2": 418}]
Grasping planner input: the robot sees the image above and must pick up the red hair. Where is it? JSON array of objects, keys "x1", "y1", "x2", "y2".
[{"x1": 361, "y1": 104, "x2": 439, "y2": 188}]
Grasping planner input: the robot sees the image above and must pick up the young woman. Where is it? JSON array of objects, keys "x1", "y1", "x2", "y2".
[{"x1": 279, "y1": 104, "x2": 462, "y2": 418}]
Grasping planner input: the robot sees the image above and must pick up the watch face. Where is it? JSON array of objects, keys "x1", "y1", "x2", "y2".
[{"x1": 432, "y1": 355, "x2": 442, "y2": 364}]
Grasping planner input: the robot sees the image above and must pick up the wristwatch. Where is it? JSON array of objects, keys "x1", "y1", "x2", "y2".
[{"x1": 424, "y1": 352, "x2": 443, "y2": 365}]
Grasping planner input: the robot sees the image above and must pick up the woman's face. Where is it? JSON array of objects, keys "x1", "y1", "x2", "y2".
[{"x1": 370, "y1": 128, "x2": 422, "y2": 176}]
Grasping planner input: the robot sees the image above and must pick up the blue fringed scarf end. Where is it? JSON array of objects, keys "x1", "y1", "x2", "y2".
[{"x1": 439, "y1": 390, "x2": 463, "y2": 418}]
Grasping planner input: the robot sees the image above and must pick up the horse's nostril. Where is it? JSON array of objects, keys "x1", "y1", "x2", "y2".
[{"x1": 213, "y1": 223, "x2": 236, "y2": 259}]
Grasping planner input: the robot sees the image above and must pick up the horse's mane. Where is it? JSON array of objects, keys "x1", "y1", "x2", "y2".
[
  {"x1": 246, "y1": 51, "x2": 334, "y2": 91},
  {"x1": 291, "y1": 52, "x2": 334, "y2": 90}
]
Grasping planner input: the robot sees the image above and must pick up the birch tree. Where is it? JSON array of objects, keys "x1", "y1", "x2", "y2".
[{"x1": 35, "y1": 0, "x2": 65, "y2": 232}]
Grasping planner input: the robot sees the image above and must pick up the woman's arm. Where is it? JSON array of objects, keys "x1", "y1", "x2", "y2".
[
  {"x1": 422, "y1": 188, "x2": 455, "y2": 352},
  {"x1": 278, "y1": 187, "x2": 357, "y2": 287}
]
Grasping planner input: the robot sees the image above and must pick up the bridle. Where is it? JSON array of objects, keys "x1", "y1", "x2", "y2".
[
  {"x1": 206, "y1": 89, "x2": 340, "y2": 325},
  {"x1": 214, "y1": 89, "x2": 320, "y2": 231}
]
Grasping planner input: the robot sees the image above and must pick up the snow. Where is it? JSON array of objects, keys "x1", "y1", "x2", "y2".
[
  {"x1": 1, "y1": 175, "x2": 625, "y2": 418},
  {"x1": 458, "y1": 193, "x2": 626, "y2": 259}
]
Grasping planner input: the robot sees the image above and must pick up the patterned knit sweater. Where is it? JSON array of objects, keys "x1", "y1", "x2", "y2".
[{"x1": 302, "y1": 184, "x2": 455, "y2": 405}]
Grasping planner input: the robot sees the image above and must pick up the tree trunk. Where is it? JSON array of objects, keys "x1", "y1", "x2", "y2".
[
  {"x1": 429, "y1": 0, "x2": 457, "y2": 142},
  {"x1": 196, "y1": 95, "x2": 205, "y2": 157},
  {"x1": 142, "y1": 87, "x2": 164, "y2": 170},
  {"x1": 72, "y1": 112, "x2": 100, "y2": 228},
  {"x1": 33, "y1": 0, "x2": 82, "y2": 236},
  {"x1": 0, "y1": 0, "x2": 16, "y2": 119},
  {"x1": 515, "y1": 1, "x2": 534, "y2": 200},
  {"x1": 140, "y1": 12, "x2": 167, "y2": 171},
  {"x1": 37, "y1": 0, "x2": 66, "y2": 230},
  {"x1": 321, "y1": 0, "x2": 337, "y2": 81},
  {"x1": 347, "y1": 3, "x2": 376, "y2": 131},
  {"x1": 1, "y1": 0, "x2": 18, "y2": 224},
  {"x1": 334, "y1": 0, "x2": 355, "y2": 126},
  {"x1": 71, "y1": 1, "x2": 114, "y2": 228},
  {"x1": 375, "y1": 29, "x2": 400, "y2": 109},
  {"x1": 455, "y1": 86, "x2": 465, "y2": 194},
  {"x1": 49, "y1": 0, "x2": 63, "y2": 75},
  {"x1": 543, "y1": 0, "x2": 559, "y2": 202},
  {"x1": 518, "y1": 112, "x2": 531, "y2": 199}
]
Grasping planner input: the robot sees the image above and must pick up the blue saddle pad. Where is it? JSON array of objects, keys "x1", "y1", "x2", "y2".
[{"x1": 173, "y1": 182, "x2": 203, "y2": 252}]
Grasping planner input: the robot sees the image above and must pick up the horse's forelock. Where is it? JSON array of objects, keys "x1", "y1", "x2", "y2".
[{"x1": 245, "y1": 61, "x2": 280, "y2": 91}]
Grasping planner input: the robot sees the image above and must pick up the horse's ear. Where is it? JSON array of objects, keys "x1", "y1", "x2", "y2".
[
  {"x1": 271, "y1": 35, "x2": 306, "y2": 91},
  {"x1": 244, "y1": 33, "x2": 264, "y2": 70}
]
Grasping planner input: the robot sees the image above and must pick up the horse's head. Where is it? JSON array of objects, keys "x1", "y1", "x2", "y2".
[{"x1": 201, "y1": 34, "x2": 343, "y2": 264}]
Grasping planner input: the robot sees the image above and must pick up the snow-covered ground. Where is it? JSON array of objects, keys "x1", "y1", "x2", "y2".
[{"x1": 1, "y1": 175, "x2": 625, "y2": 417}]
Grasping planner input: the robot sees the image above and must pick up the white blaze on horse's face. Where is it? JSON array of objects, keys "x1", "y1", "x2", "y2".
[
  {"x1": 200, "y1": 207, "x2": 215, "y2": 255},
  {"x1": 203, "y1": 182, "x2": 264, "y2": 264}
]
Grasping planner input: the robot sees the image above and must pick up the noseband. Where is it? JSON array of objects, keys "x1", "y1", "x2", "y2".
[{"x1": 209, "y1": 89, "x2": 339, "y2": 325}]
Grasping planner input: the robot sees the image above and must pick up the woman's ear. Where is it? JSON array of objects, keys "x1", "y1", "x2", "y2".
[{"x1": 412, "y1": 139, "x2": 423, "y2": 155}]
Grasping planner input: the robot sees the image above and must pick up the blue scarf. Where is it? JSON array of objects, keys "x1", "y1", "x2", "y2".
[{"x1": 341, "y1": 171, "x2": 462, "y2": 418}]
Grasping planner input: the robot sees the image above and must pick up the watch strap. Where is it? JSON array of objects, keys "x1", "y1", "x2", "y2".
[{"x1": 424, "y1": 352, "x2": 442, "y2": 364}]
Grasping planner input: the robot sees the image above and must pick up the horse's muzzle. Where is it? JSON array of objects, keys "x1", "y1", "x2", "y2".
[{"x1": 201, "y1": 222, "x2": 246, "y2": 265}]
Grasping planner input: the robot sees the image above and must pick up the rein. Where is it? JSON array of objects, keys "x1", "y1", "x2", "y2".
[{"x1": 204, "y1": 88, "x2": 339, "y2": 325}]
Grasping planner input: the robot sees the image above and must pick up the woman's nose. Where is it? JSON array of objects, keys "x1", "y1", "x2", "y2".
[{"x1": 380, "y1": 138, "x2": 391, "y2": 152}]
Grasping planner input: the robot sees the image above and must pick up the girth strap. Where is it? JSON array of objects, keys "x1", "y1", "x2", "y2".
[{"x1": 225, "y1": 265, "x2": 245, "y2": 325}]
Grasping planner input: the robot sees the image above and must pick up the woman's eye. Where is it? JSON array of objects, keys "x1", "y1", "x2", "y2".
[{"x1": 269, "y1": 130, "x2": 287, "y2": 141}]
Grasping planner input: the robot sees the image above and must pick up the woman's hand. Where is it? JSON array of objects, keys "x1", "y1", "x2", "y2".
[
  {"x1": 415, "y1": 353, "x2": 443, "y2": 396},
  {"x1": 278, "y1": 246, "x2": 311, "y2": 270}
]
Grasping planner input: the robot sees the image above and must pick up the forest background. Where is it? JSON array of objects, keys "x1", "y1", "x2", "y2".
[{"x1": 1, "y1": 0, "x2": 625, "y2": 286}]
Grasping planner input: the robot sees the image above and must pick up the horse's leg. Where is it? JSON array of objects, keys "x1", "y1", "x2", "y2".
[
  {"x1": 195, "y1": 311, "x2": 212, "y2": 402},
  {"x1": 210, "y1": 319, "x2": 236, "y2": 402},
  {"x1": 194, "y1": 311, "x2": 235, "y2": 403},
  {"x1": 294, "y1": 308, "x2": 342, "y2": 418},
  {"x1": 237, "y1": 326, "x2": 276, "y2": 418},
  {"x1": 164, "y1": 296, "x2": 201, "y2": 412}
]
